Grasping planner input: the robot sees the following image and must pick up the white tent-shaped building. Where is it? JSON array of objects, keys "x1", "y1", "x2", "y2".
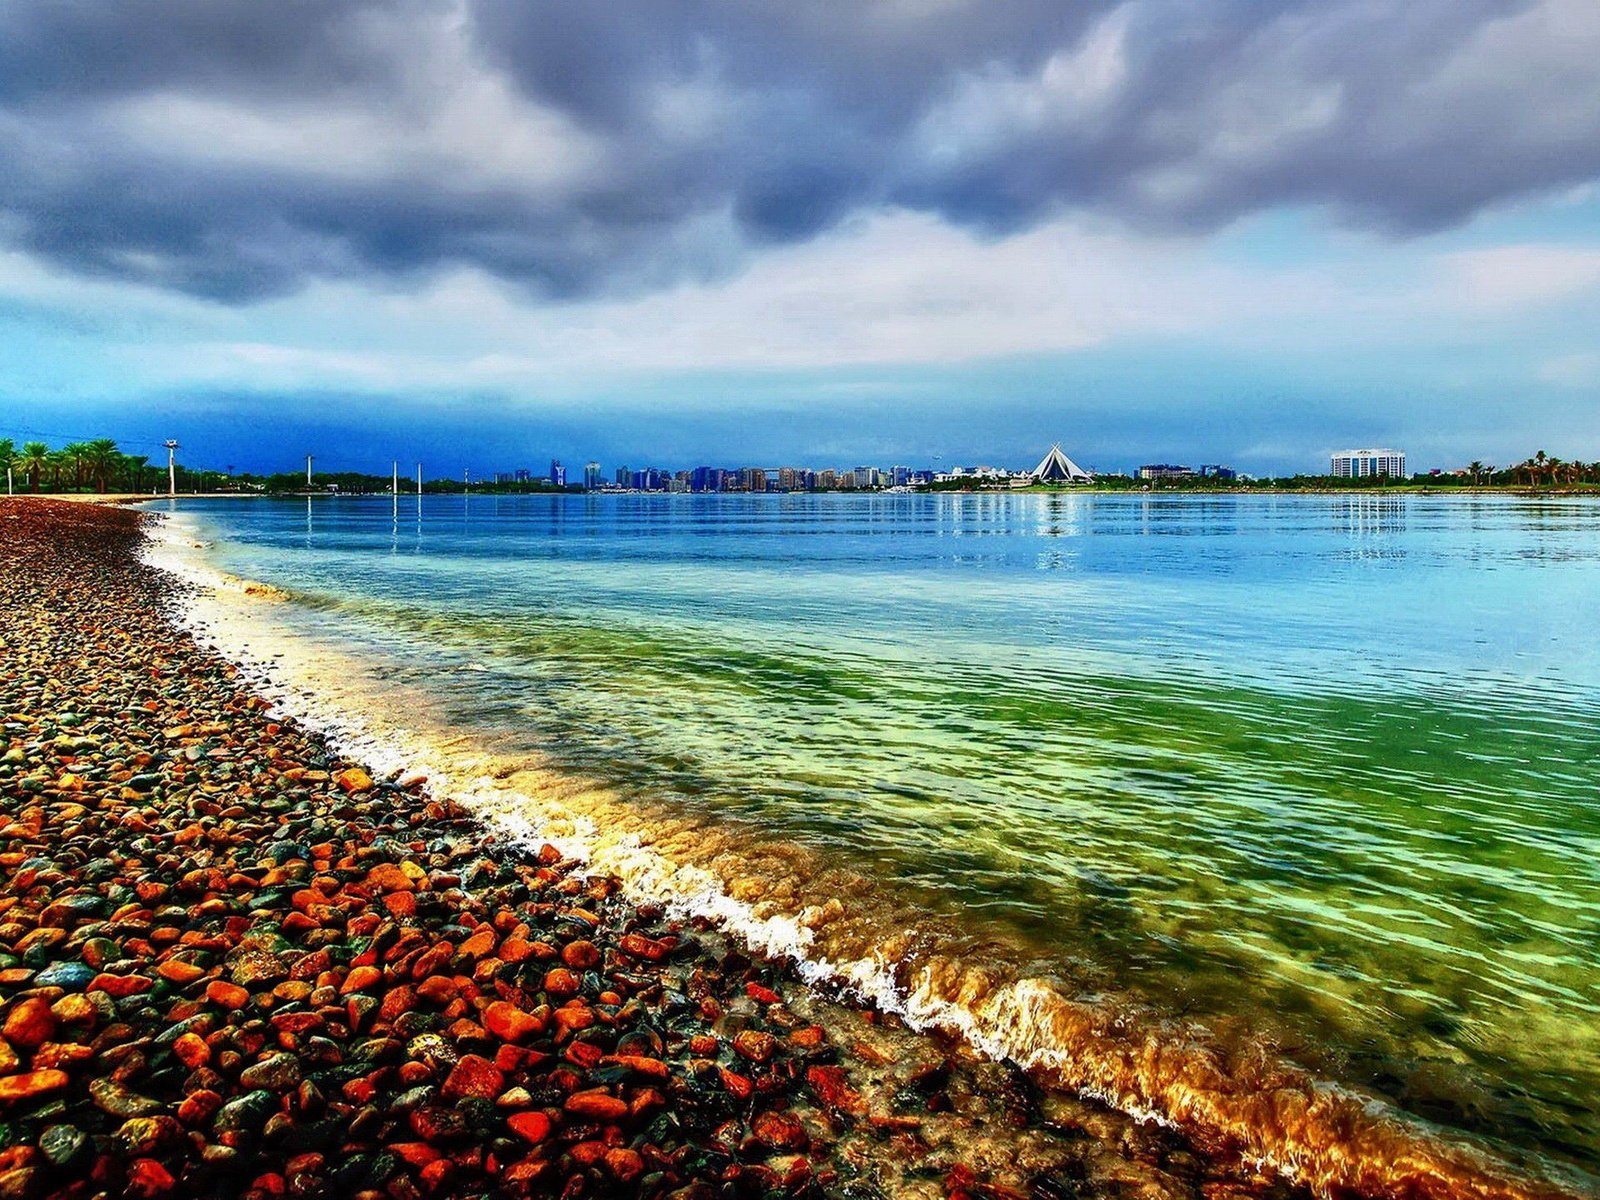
[{"x1": 1031, "y1": 443, "x2": 1094, "y2": 484}]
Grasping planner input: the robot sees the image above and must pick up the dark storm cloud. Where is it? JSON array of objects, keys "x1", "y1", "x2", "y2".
[{"x1": 1, "y1": 0, "x2": 1595, "y2": 303}]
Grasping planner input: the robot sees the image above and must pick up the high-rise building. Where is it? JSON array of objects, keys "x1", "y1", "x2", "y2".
[
  {"x1": 615, "y1": 466, "x2": 631, "y2": 487},
  {"x1": 1331, "y1": 449, "x2": 1406, "y2": 478},
  {"x1": 1138, "y1": 464, "x2": 1194, "y2": 480},
  {"x1": 583, "y1": 462, "x2": 602, "y2": 490},
  {"x1": 549, "y1": 460, "x2": 566, "y2": 487}
]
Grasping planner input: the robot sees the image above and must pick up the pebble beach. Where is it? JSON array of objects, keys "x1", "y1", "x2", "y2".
[{"x1": 0, "y1": 497, "x2": 1300, "y2": 1200}]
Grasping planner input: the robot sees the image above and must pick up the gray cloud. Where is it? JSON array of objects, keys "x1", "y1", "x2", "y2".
[{"x1": 1, "y1": 0, "x2": 1596, "y2": 303}]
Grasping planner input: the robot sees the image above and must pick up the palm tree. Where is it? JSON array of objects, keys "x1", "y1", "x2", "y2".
[
  {"x1": 18, "y1": 442, "x2": 49, "y2": 493},
  {"x1": 82, "y1": 438, "x2": 121, "y2": 493},
  {"x1": 0, "y1": 439, "x2": 14, "y2": 494},
  {"x1": 46, "y1": 448, "x2": 75, "y2": 492},
  {"x1": 1467, "y1": 460, "x2": 1484, "y2": 486},
  {"x1": 62, "y1": 442, "x2": 95, "y2": 491},
  {"x1": 122, "y1": 454, "x2": 150, "y2": 493}
]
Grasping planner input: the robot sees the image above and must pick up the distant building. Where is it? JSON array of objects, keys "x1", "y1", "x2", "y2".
[
  {"x1": 1199, "y1": 464, "x2": 1236, "y2": 480},
  {"x1": 1138, "y1": 464, "x2": 1194, "y2": 480},
  {"x1": 1032, "y1": 444, "x2": 1094, "y2": 484},
  {"x1": 1332, "y1": 448, "x2": 1406, "y2": 478},
  {"x1": 494, "y1": 470, "x2": 529, "y2": 484},
  {"x1": 550, "y1": 460, "x2": 566, "y2": 488},
  {"x1": 615, "y1": 466, "x2": 631, "y2": 487},
  {"x1": 583, "y1": 462, "x2": 602, "y2": 490}
]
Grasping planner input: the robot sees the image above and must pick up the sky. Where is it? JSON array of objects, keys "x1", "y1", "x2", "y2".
[{"x1": 3, "y1": 0, "x2": 1599, "y2": 476}]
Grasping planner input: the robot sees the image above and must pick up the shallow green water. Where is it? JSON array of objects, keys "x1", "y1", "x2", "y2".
[{"x1": 174, "y1": 492, "x2": 1600, "y2": 1176}]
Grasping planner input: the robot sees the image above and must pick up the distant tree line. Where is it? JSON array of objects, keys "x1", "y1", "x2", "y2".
[
  {"x1": 0, "y1": 438, "x2": 166, "y2": 493},
  {"x1": 5, "y1": 437, "x2": 1599, "y2": 496}
]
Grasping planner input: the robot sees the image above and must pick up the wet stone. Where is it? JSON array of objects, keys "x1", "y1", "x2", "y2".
[{"x1": 38, "y1": 1124, "x2": 88, "y2": 1168}]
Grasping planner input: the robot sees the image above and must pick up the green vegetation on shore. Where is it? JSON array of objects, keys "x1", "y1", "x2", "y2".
[{"x1": 0, "y1": 438, "x2": 157, "y2": 494}]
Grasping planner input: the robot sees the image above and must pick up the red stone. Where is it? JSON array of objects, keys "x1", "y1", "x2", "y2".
[
  {"x1": 1, "y1": 998, "x2": 55, "y2": 1049},
  {"x1": 416, "y1": 975, "x2": 457, "y2": 1004},
  {"x1": 442, "y1": 1054, "x2": 504, "y2": 1100},
  {"x1": 617, "y1": 933, "x2": 667, "y2": 961},
  {"x1": 603, "y1": 1148, "x2": 644, "y2": 1183},
  {"x1": 334, "y1": 767, "x2": 374, "y2": 794},
  {"x1": 340, "y1": 966, "x2": 382, "y2": 995},
  {"x1": 206, "y1": 980, "x2": 250, "y2": 1009},
  {"x1": 177, "y1": 1089, "x2": 223, "y2": 1125},
  {"x1": 506, "y1": 1112, "x2": 553, "y2": 1145},
  {"x1": 806, "y1": 1065, "x2": 863, "y2": 1113},
  {"x1": 483, "y1": 1001, "x2": 541, "y2": 1043},
  {"x1": 718, "y1": 1068, "x2": 753, "y2": 1100},
  {"x1": 125, "y1": 1158, "x2": 176, "y2": 1198},
  {"x1": 561, "y1": 941, "x2": 600, "y2": 970},
  {"x1": 752, "y1": 1110, "x2": 808, "y2": 1151},
  {"x1": 542, "y1": 968, "x2": 580, "y2": 998},
  {"x1": 0, "y1": 1070, "x2": 68, "y2": 1102},
  {"x1": 365, "y1": 863, "x2": 415, "y2": 893},
  {"x1": 602, "y1": 1054, "x2": 669, "y2": 1079},
  {"x1": 733, "y1": 1030, "x2": 776, "y2": 1063},
  {"x1": 391, "y1": 1143, "x2": 442, "y2": 1167},
  {"x1": 563, "y1": 1089, "x2": 628, "y2": 1122},
  {"x1": 156, "y1": 960, "x2": 206, "y2": 984}
]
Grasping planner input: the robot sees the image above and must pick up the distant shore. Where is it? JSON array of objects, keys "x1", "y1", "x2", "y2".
[{"x1": 16, "y1": 484, "x2": 1600, "y2": 505}]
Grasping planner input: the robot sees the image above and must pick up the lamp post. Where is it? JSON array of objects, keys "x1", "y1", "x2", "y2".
[{"x1": 164, "y1": 440, "x2": 180, "y2": 497}]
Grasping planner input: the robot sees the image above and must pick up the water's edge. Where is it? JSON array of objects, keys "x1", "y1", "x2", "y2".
[{"x1": 140, "y1": 509, "x2": 1598, "y2": 1200}]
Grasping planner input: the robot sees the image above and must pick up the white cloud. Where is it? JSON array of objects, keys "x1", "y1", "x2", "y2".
[
  {"x1": 7, "y1": 202, "x2": 1600, "y2": 403},
  {"x1": 1443, "y1": 245, "x2": 1600, "y2": 310}
]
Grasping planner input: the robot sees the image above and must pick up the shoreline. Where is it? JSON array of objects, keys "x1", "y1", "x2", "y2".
[
  {"x1": 0, "y1": 497, "x2": 1276, "y2": 1200},
  {"x1": 6, "y1": 497, "x2": 1594, "y2": 1200}
]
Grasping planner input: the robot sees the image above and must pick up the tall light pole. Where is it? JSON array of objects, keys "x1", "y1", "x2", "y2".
[
  {"x1": 306, "y1": 454, "x2": 314, "y2": 489},
  {"x1": 164, "y1": 440, "x2": 180, "y2": 497},
  {"x1": 392, "y1": 460, "x2": 399, "y2": 496},
  {"x1": 416, "y1": 463, "x2": 422, "y2": 497}
]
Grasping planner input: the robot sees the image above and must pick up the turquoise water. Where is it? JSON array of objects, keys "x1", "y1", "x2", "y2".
[{"x1": 171, "y1": 492, "x2": 1600, "y2": 1181}]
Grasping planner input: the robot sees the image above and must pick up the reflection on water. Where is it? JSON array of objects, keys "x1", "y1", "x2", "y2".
[{"x1": 167, "y1": 492, "x2": 1600, "y2": 1186}]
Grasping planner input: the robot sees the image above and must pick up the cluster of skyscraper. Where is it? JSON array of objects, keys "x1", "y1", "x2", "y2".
[
  {"x1": 482, "y1": 445, "x2": 1406, "y2": 492},
  {"x1": 602, "y1": 465, "x2": 937, "y2": 492},
  {"x1": 493, "y1": 459, "x2": 567, "y2": 487}
]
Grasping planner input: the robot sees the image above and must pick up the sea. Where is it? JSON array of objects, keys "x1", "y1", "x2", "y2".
[{"x1": 145, "y1": 490, "x2": 1600, "y2": 1198}]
